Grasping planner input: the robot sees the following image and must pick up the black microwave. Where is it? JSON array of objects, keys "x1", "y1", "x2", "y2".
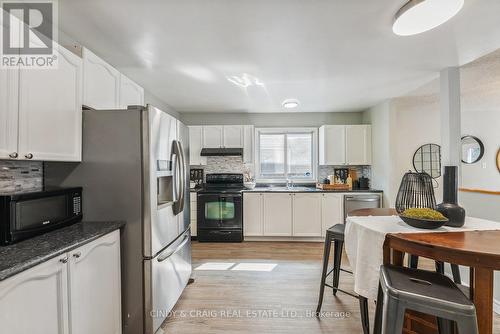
[{"x1": 0, "y1": 187, "x2": 83, "y2": 246}]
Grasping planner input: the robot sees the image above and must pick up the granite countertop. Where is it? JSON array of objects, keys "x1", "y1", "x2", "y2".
[
  {"x1": 0, "y1": 221, "x2": 125, "y2": 281},
  {"x1": 242, "y1": 187, "x2": 383, "y2": 193}
]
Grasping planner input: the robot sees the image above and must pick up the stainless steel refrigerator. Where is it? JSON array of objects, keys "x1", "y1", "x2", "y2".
[{"x1": 46, "y1": 105, "x2": 191, "y2": 334}]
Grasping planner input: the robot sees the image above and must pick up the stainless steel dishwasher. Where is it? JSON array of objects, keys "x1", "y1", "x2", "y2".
[{"x1": 344, "y1": 194, "x2": 382, "y2": 220}]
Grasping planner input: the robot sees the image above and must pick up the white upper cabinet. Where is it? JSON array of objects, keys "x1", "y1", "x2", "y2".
[
  {"x1": 0, "y1": 68, "x2": 19, "y2": 159},
  {"x1": 188, "y1": 126, "x2": 206, "y2": 165},
  {"x1": 292, "y1": 193, "x2": 322, "y2": 237},
  {"x1": 69, "y1": 231, "x2": 121, "y2": 334},
  {"x1": 319, "y1": 125, "x2": 346, "y2": 165},
  {"x1": 203, "y1": 126, "x2": 224, "y2": 148},
  {"x1": 119, "y1": 74, "x2": 144, "y2": 109},
  {"x1": 83, "y1": 48, "x2": 120, "y2": 109},
  {"x1": 243, "y1": 125, "x2": 254, "y2": 163},
  {"x1": 0, "y1": 255, "x2": 69, "y2": 334},
  {"x1": 223, "y1": 125, "x2": 243, "y2": 148},
  {"x1": 345, "y1": 125, "x2": 372, "y2": 165},
  {"x1": 319, "y1": 125, "x2": 371, "y2": 165},
  {"x1": 18, "y1": 45, "x2": 82, "y2": 161}
]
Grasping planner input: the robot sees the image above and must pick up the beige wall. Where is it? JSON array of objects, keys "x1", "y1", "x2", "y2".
[
  {"x1": 364, "y1": 48, "x2": 500, "y2": 311},
  {"x1": 180, "y1": 111, "x2": 363, "y2": 127}
]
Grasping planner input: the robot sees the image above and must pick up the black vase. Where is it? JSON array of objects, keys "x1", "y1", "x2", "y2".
[{"x1": 437, "y1": 166, "x2": 466, "y2": 227}]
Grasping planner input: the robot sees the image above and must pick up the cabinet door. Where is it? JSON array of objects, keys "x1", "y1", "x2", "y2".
[
  {"x1": 202, "y1": 126, "x2": 223, "y2": 148},
  {"x1": 293, "y1": 193, "x2": 322, "y2": 237},
  {"x1": 319, "y1": 125, "x2": 346, "y2": 165},
  {"x1": 345, "y1": 125, "x2": 372, "y2": 165},
  {"x1": 263, "y1": 193, "x2": 292, "y2": 236},
  {"x1": 83, "y1": 48, "x2": 120, "y2": 109},
  {"x1": 69, "y1": 230, "x2": 121, "y2": 334},
  {"x1": 188, "y1": 126, "x2": 206, "y2": 165},
  {"x1": 119, "y1": 74, "x2": 144, "y2": 108},
  {"x1": 223, "y1": 125, "x2": 243, "y2": 148},
  {"x1": 0, "y1": 67, "x2": 19, "y2": 159},
  {"x1": 0, "y1": 255, "x2": 69, "y2": 334},
  {"x1": 243, "y1": 125, "x2": 254, "y2": 163},
  {"x1": 321, "y1": 193, "x2": 343, "y2": 236},
  {"x1": 243, "y1": 193, "x2": 263, "y2": 236},
  {"x1": 190, "y1": 192, "x2": 197, "y2": 237},
  {"x1": 18, "y1": 45, "x2": 82, "y2": 161}
]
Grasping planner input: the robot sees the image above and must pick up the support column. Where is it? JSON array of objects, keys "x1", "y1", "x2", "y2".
[{"x1": 440, "y1": 67, "x2": 461, "y2": 166}]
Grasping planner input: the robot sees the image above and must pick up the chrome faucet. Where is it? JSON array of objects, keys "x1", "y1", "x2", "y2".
[{"x1": 286, "y1": 178, "x2": 294, "y2": 189}]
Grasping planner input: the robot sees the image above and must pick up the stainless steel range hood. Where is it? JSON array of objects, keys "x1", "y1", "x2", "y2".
[{"x1": 200, "y1": 148, "x2": 243, "y2": 156}]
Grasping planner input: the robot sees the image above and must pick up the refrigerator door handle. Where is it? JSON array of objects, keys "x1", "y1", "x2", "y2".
[
  {"x1": 177, "y1": 140, "x2": 186, "y2": 213},
  {"x1": 171, "y1": 141, "x2": 179, "y2": 211},
  {"x1": 172, "y1": 140, "x2": 185, "y2": 215},
  {"x1": 157, "y1": 234, "x2": 190, "y2": 262}
]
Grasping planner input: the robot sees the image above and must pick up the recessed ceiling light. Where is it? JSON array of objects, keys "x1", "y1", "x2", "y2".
[
  {"x1": 393, "y1": 0, "x2": 464, "y2": 36},
  {"x1": 282, "y1": 99, "x2": 300, "y2": 109}
]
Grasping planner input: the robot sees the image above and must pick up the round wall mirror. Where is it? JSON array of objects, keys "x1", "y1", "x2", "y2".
[
  {"x1": 413, "y1": 143, "x2": 441, "y2": 179},
  {"x1": 496, "y1": 148, "x2": 500, "y2": 173},
  {"x1": 461, "y1": 136, "x2": 484, "y2": 164}
]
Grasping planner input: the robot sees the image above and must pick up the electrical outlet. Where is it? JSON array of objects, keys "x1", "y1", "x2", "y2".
[{"x1": 482, "y1": 162, "x2": 487, "y2": 169}]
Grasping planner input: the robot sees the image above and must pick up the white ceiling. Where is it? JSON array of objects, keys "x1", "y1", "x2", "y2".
[{"x1": 58, "y1": 0, "x2": 500, "y2": 113}]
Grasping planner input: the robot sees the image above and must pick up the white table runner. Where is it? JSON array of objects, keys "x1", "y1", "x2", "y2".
[{"x1": 344, "y1": 215, "x2": 500, "y2": 300}]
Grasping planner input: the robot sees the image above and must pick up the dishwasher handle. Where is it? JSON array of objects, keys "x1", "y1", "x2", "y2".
[{"x1": 345, "y1": 196, "x2": 380, "y2": 202}]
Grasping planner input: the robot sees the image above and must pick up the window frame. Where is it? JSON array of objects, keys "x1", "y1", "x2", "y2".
[{"x1": 254, "y1": 127, "x2": 318, "y2": 184}]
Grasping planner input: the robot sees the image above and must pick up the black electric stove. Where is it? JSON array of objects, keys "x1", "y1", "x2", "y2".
[{"x1": 197, "y1": 174, "x2": 244, "y2": 242}]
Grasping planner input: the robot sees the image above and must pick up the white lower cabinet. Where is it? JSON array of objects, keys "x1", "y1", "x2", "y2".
[
  {"x1": 292, "y1": 193, "x2": 322, "y2": 237},
  {"x1": 0, "y1": 255, "x2": 69, "y2": 334},
  {"x1": 190, "y1": 192, "x2": 198, "y2": 237},
  {"x1": 69, "y1": 230, "x2": 121, "y2": 334},
  {"x1": 0, "y1": 231, "x2": 121, "y2": 334},
  {"x1": 321, "y1": 193, "x2": 344, "y2": 236},
  {"x1": 243, "y1": 193, "x2": 264, "y2": 236},
  {"x1": 243, "y1": 192, "x2": 345, "y2": 239},
  {"x1": 263, "y1": 193, "x2": 293, "y2": 236}
]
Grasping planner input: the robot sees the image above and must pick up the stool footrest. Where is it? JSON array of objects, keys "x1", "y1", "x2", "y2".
[{"x1": 324, "y1": 284, "x2": 361, "y2": 299}]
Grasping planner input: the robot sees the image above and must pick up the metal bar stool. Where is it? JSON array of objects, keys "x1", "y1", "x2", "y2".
[
  {"x1": 373, "y1": 265, "x2": 478, "y2": 334},
  {"x1": 408, "y1": 255, "x2": 462, "y2": 284},
  {"x1": 316, "y1": 224, "x2": 370, "y2": 334}
]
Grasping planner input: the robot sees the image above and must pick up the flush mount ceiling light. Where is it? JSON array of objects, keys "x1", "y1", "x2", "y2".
[
  {"x1": 282, "y1": 99, "x2": 300, "y2": 109},
  {"x1": 393, "y1": 0, "x2": 464, "y2": 36}
]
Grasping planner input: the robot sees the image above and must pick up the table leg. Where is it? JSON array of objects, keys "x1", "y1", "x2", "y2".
[
  {"x1": 472, "y1": 267, "x2": 494, "y2": 334},
  {"x1": 392, "y1": 249, "x2": 404, "y2": 266}
]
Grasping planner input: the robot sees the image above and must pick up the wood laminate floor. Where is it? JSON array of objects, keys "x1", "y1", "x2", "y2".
[{"x1": 162, "y1": 241, "x2": 500, "y2": 334}]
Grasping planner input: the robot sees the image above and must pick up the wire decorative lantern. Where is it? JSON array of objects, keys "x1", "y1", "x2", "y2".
[{"x1": 395, "y1": 171, "x2": 437, "y2": 214}]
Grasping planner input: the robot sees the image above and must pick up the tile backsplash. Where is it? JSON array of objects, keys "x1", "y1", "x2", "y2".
[
  {"x1": 191, "y1": 157, "x2": 371, "y2": 184},
  {"x1": 0, "y1": 161, "x2": 43, "y2": 193},
  {"x1": 318, "y1": 165, "x2": 371, "y2": 183},
  {"x1": 191, "y1": 156, "x2": 254, "y2": 182}
]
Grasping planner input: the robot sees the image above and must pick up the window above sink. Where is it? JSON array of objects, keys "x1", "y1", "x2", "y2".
[{"x1": 254, "y1": 128, "x2": 318, "y2": 184}]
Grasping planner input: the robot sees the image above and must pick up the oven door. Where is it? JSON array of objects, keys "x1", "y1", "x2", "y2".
[{"x1": 197, "y1": 193, "x2": 242, "y2": 229}]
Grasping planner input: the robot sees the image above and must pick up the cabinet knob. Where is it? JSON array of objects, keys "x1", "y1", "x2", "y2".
[
  {"x1": 25, "y1": 153, "x2": 33, "y2": 159},
  {"x1": 9, "y1": 152, "x2": 18, "y2": 159},
  {"x1": 73, "y1": 252, "x2": 82, "y2": 258},
  {"x1": 60, "y1": 257, "x2": 68, "y2": 264}
]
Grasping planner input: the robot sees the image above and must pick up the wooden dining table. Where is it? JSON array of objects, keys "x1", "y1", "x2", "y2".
[
  {"x1": 348, "y1": 208, "x2": 500, "y2": 334},
  {"x1": 384, "y1": 226, "x2": 500, "y2": 334}
]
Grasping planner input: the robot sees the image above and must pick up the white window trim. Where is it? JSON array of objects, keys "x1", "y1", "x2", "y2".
[{"x1": 254, "y1": 127, "x2": 318, "y2": 184}]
